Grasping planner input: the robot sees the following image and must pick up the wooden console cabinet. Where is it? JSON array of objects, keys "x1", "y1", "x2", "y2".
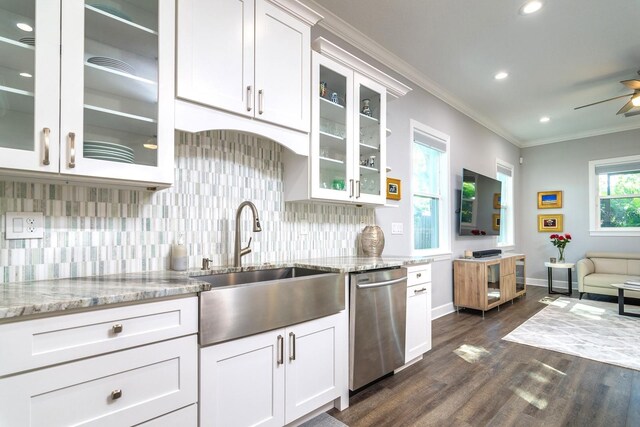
[{"x1": 453, "y1": 254, "x2": 526, "y2": 315}]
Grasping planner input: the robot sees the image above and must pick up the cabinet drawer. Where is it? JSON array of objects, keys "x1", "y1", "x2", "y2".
[
  {"x1": 407, "y1": 264, "x2": 431, "y2": 287},
  {"x1": 137, "y1": 404, "x2": 198, "y2": 427},
  {"x1": 0, "y1": 297, "x2": 197, "y2": 376},
  {"x1": 0, "y1": 335, "x2": 197, "y2": 427}
]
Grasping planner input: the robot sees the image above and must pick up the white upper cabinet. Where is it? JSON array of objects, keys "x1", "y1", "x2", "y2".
[
  {"x1": 0, "y1": 0, "x2": 175, "y2": 188},
  {"x1": 175, "y1": 0, "x2": 321, "y2": 156},
  {"x1": 283, "y1": 38, "x2": 411, "y2": 205}
]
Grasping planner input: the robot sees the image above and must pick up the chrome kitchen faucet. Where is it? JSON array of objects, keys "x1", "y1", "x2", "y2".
[{"x1": 233, "y1": 201, "x2": 262, "y2": 267}]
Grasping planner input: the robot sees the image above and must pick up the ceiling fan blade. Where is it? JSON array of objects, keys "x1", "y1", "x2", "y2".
[
  {"x1": 624, "y1": 109, "x2": 640, "y2": 118},
  {"x1": 574, "y1": 93, "x2": 633, "y2": 110},
  {"x1": 621, "y1": 79, "x2": 640, "y2": 90},
  {"x1": 617, "y1": 99, "x2": 635, "y2": 115}
]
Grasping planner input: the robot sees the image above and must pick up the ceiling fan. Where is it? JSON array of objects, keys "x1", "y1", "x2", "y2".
[{"x1": 574, "y1": 71, "x2": 640, "y2": 116}]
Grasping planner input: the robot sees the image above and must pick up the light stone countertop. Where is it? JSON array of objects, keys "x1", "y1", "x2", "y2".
[{"x1": 0, "y1": 256, "x2": 432, "y2": 321}]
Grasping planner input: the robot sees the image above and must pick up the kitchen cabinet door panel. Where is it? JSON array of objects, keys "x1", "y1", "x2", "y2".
[
  {"x1": 176, "y1": 0, "x2": 254, "y2": 116},
  {"x1": 254, "y1": 0, "x2": 310, "y2": 132},
  {"x1": 200, "y1": 330, "x2": 285, "y2": 427}
]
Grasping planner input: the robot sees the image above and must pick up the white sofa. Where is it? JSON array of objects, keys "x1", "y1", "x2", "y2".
[{"x1": 576, "y1": 252, "x2": 640, "y2": 299}]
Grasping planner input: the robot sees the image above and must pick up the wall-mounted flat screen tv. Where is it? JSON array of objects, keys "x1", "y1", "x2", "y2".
[{"x1": 459, "y1": 168, "x2": 503, "y2": 236}]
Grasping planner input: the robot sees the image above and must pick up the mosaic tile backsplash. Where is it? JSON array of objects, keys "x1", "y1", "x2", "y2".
[{"x1": 0, "y1": 131, "x2": 375, "y2": 284}]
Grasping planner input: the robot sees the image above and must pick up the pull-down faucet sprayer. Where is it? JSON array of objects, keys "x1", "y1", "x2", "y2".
[{"x1": 233, "y1": 201, "x2": 262, "y2": 267}]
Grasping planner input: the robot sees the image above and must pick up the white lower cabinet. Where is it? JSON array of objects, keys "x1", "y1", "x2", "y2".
[
  {"x1": 405, "y1": 264, "x2": 432, "y2": 363},
  {"x1": 0, "y1": 335, "x2": 197, "y2": 426},
  {"x1": 136, "y1": 404, "x2": 198, "y2": 426},
  {"x1": 0, "y1": 297, "x2": 199, "y2": 426},
  {"x1": 200, "y1": 312, "x2": 344, "y2": 427}
]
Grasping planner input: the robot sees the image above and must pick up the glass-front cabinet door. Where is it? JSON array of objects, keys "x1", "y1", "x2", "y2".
[
  {"x1": 0, "y1": 0, "x2": 60, "y2": 173},
  {"x1": 311, "y1": 52, "x2": 353, "y2": 201},
  {"x1": 354, "y1": 74, "x2": 386, "y2": 205},
  {"x1": 61, "y1": 0, "x2": 174, "y2": 184}
]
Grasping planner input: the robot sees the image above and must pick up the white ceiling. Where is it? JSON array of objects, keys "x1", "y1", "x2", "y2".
[{"x1": 305, "y1": 0, "x2": 640, "y2": 147}]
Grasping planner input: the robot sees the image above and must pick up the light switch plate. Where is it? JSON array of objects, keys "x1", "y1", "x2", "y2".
[
  {"x1": 391, "y1": 222, "x2": 404, "y2": 235},
  {"x1": 5, "y1": 212, "x2": 44, "y2": 239}
]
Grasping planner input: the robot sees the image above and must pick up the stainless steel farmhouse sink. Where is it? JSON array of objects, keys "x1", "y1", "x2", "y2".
[{"x1": 196, "y1": 267, "x2": 344, "y2": 346}]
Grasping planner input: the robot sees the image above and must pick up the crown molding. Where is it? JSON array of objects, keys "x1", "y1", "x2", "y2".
[
  {"x1": 312, "y1": 37, "x2": 412, "y2": 99},
  {"x1": 267, "y1": 0, "x2": 323, "y2": 26},
  {"x1": 304, "y1": 0, "x2": 522, "y2": 147},
  {"x1": 520, "y1": 122, "x2": 640, "y2": 148}
]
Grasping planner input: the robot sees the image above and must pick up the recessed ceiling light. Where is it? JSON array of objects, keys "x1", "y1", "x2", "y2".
[
  {"x1": 520, "y1": 1, "x2": 543, "y2": 15},
  {"x1": 539, "y1": 116, "x2": 550, "y2": 123},
  {"x1": 16, "y1": 22, "x2": 33, "y2": 32},
  {"x1": 19, "y1": 72, "x2": 32, "y2": 78},
  {"x1": 494, "y1": 71, "x2": 509, "y2": 80}
]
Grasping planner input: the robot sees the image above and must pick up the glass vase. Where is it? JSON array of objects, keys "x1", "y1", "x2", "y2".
[{"x1": 558, "y1": 247, "x2": 565, "y2": 263}]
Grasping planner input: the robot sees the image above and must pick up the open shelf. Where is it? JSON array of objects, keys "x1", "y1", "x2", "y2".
[
  {"x1": 84, "y1": 104, "x2": 156, "y2": 136},
  {"x1": 319, "y1": 97, "x2": 346, "y2": 124},
  {"x1": 0, "y1": 36, "x2": 34, "y2": 73},
  {"x1": 0, "y1": 85, "x2": 34, "y2": 113}
]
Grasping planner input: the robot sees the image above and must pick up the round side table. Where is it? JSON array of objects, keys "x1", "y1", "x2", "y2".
[{"x1": 544, "y1": 262, "x2": 575, "y2": 296}]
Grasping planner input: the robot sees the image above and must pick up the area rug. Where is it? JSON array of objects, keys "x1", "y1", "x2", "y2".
[
  {"x1": 299, "y1": 413, "x2": 348, "y2": 427},
  {"x1": 503, "y1": 297, "x2": 640, "y2": 371}
]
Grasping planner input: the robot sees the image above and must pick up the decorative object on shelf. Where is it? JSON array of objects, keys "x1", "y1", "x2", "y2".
[
  {"x1": 320, "y1": 81, "x2": 327, "y2": 97},
  {"x1": 549, "y1": 233, "x2": 571, "y2": 262},
  {"x1": 332, "y1": 179, "x2": 345, "y2": 190},
  {"x1": 361, "y1": 98, "x2": 372, "y2": 116},
  {"x1": 386, "y1": 177, "x2": 401, "y2": 200},
  {"x1": 550, "y1": 257, "x2": 557, "y2": 263},
  {"x1": 368, "y1": 155, "x2": 376, "y2": 168},
  {"x1": 538, "y1": 214, "x2": 563, "y2": 232},
  {"x1": 331, "y1": 92, "x2": 339, "y2": 104},
  {"x1": 492, "y1": 214, "x2": 500, "y2": 231},
  {"x1": 493, "y1": 193, "x2": 502, "y2": 209},
  {"x1": 170, "y1": 234, "x2": 187, "y2": 271},
  {"x1": 537, "y1": 190, "x2": 563, "y2": 209},
  {"x1": 360, "y1": 225, "x2": 385, "y2": 257}
]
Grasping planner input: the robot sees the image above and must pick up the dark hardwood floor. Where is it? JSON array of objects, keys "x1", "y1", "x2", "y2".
[{"x1": 329, "y1": 286, "x2": 640, "y2": 427}]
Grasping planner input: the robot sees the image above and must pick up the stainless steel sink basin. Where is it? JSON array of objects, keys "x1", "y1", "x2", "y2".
[{"x1": 196, "y1": 267, "x2": 344, "y2": 346}]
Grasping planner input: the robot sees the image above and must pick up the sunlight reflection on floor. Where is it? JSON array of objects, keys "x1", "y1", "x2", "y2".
[
  {"x1": 549, "y1": 299, "x2": 570, "y2": 308},
  {"x1": 510, "y1": 387, "x2": 548, "y2": 410},
  {"x1": 453, "y1": 344, "x2": 490, "y2": 363},
  {"x1": 569, "y1": 303, "x2": 606, "y2": 320}
]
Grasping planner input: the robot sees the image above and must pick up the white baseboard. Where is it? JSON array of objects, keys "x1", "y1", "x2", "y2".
[
  {"x1": 431, "y1": 302, "x2": 455, "y2": 319},
  {"x1": 526, "y1": 277, "x2": 577, "y2": 290}
]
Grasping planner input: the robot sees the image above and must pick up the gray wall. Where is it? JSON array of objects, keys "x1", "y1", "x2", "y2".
[{"x1": 520, "y1": 128, "x2": 640, "y2": 285}]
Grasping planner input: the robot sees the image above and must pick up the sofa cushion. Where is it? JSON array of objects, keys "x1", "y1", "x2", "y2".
[
  {"x1": 584, "y1": 273, "x2": 640, "y2": 288},
  {"x1": 629, "y1": 260, "x2": 640, "y2": 275},
  {"x1": 591, "y1": 258, "x2": 629, "y2": 274},
  {"x1": 585, "y1": 252, "x2": 640, "y2": 260}
]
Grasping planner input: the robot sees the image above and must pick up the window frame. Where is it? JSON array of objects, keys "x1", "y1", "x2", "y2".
[
  {"x1": 496, "y1": 159, "x2": 515, "y2": 248},
  {"x1": 410, "y1": 119, "x2": 451, "y2": 256},
  {"x1": 588, "y1": 154, "x2": 640, "y2": 237}
]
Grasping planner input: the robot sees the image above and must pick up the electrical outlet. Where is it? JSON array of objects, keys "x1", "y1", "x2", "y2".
[
  {"x1": 391, "y1": 222, "x2": 404, "y2": 235},
  {"x1": 5, "y1": 212, "x2": 44, "y2": 239}
]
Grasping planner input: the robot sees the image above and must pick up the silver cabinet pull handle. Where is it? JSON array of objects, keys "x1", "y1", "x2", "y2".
[
  {"x1": 349, "y1": 179, "x2": 354, "y2": 197},
  {"x1": 68, "y1": 132, "x2": 76, "y2": 168},
  {"x1": 289, "y1": 332, "x2": 296, "y2": 361},
  {"x1": 42, "y1": 128, "x2": 50, "y2": 165},
  {"x1": 356, "y1": 180, "x2": 361, "y2": 198},
  {"x1": 112, "y1": 324, "x2": 123, "y2": 334},
  {"x1": 111, "y1": 389, "x2": 122, "y2": 400},
  {"x1": 414, "y1": 287, "x2": 427, "y2": 294},
  {"x1": 246, "y1": 86, "x2": 252, "y2": 112},
  {"x1": 277, "y1": 335, "x2": 284, "y2": 365},
  {"x1": 258, "y1": 89, "x2": 264, "y2": 115}
]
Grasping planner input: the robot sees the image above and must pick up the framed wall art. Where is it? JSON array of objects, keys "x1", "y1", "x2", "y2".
[
  {"x1": 493, "y1": 193, "x2": 502, "y2": 209},
  {"x1": 537, "y1": 190, "x2": 562, "y2": 209},
  {"x1": 492, "y1": 214, "x2": 501, "y2": 231},
  {"x1": 386, "y1": 177, "x2": 401, "y2": 200},
  {"x1": 538, "y1": 214, "x2": 563, "y2": 232}
]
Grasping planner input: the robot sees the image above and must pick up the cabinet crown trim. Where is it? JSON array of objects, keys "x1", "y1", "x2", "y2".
[
  {"x1": 266, "y1": 0, "x2": 323, "y2": 26},
  {"x1": 312, "y1": 37, "x2": 412, "y2": 99}
]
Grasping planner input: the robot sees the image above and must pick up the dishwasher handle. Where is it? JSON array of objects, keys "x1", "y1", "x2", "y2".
[{"x1": 356, "y1": 276, "x2": 407, "y2": 289}]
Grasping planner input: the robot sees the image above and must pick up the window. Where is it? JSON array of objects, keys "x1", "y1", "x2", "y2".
[
  {"x1": 588, "y1": 155, "x2": 640, "y2": 236},
  {"x1": 411, "y1": 120, "x2": 450, "y2": 255},
  {"x1": 496, "y1": 160, "x2": 514, "y2": 247}
]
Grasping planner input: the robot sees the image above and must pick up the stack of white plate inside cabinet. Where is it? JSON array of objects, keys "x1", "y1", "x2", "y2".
[{"x1": 84, "y1": 140, "x2": 135, "y2": 163}]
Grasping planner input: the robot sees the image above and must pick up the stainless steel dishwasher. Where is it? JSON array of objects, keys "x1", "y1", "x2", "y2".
[{"x1": 349, "y1": 267, "x2": 407, "y2": 390}]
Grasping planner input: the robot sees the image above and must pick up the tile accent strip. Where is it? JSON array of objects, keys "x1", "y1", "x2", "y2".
[{"x1": 0, "y1": 131, "x2": 374, "y2": 284}]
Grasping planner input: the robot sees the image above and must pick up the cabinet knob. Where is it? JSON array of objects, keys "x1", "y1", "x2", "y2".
[
  {"x1": 111, "y1": 389, "x2": 122, "y2": 400},
  {"x1": 416, "y1": 273, "x2": 422, "y2": 278},
  {"x1": 112, "y1": 324, "x2": 123, "y2": 334}
]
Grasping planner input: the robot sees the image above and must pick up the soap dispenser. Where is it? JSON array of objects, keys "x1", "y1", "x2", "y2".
[{"x1": 171, "y1": 234, "x2": 187, "y2": 271}]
